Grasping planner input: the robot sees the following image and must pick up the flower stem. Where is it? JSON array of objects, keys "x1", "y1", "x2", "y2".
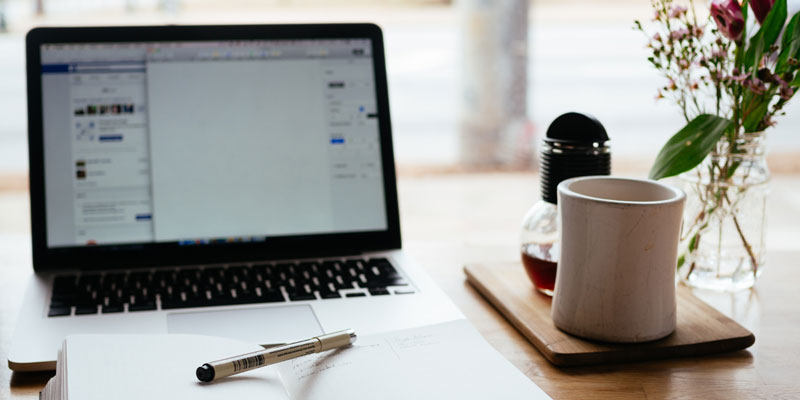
[{"x1": 724, "y1": 194, "x2": 760, "y2": 277}]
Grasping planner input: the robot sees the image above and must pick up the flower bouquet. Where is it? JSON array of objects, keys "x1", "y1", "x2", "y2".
[{"x1": 635, "y1": 0, "x2": 799, "y2": 290}]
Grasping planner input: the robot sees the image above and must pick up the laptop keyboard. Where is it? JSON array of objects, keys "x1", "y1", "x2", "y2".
[{"x1": 47, "y1": 257, "x2": 414, "y2": 317}]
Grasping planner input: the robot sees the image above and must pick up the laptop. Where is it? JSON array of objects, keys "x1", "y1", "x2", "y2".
[{"x1": 9, "y1": 24, "x2": 463, "y2": 371}]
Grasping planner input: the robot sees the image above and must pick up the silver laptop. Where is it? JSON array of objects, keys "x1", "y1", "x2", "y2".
[{"x1": 9, "y1": 24, "x2": 462, "y2": 371}]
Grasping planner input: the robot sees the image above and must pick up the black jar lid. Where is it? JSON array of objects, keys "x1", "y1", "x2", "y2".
[
  {"x1": 541, "y1": 112, "x2": 610, "y2": 204},
  {"x1": 544, "y1": 112, "x2": 609, "y2": 145}
]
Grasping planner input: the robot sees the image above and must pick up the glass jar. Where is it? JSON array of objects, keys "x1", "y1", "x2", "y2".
[
  {"x1": 519, "y1": 112, "x2": 611, "y2": 296},
  {"x1": 677, "y1": 131, "x2": 769, "y2": 291},
  {"x1": 520, "y1": 200, "x2": 559, "y2": 296}
]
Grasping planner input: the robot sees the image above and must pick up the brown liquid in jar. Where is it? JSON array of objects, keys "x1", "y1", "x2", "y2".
[{"x1": 520, "y1": 242, "x2": 558, "y2": 296}]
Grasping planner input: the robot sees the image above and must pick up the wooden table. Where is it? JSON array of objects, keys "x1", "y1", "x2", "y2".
[{"x1": 2, "y1": 173, "x2": 800, "y2": 399}]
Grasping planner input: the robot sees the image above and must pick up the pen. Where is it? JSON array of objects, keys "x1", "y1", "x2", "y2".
[{"x1": 196, "y1": 329, "x2": 357, "y2": 382}]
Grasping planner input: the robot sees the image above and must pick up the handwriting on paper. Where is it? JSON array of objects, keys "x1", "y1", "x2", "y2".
[
  {"x1": 290, "y1": 344, "x2": 382, "y2": 382},
  {"x1": 276, "y1": 320, "x2": 551, "y2": 400},
  {"x1": 389, "y1": 333, "x2": 440, "y2": 351}
]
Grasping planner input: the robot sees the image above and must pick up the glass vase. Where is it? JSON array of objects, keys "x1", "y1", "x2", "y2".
[{"x1": 677, "y1": 131, "x2": 769, "y2": 291}]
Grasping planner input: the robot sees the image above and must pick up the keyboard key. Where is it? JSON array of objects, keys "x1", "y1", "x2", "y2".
[
  {"x1": 160, "y1": 298, "x2": 185, "y2": 310},
  {"x1": 288, "y1": 291, "x2": 316, "y2": 301},
  {"x1": 75, "y1": 305, "x2": 98, "y2": 315},
  {"x1": 297, "y1": 262, "x2": 316, "y2": 275},
  {"x1": 369, "y1": 287, "x2": 390, "y2": 296},
  {"x1": 345, "y1": 292, "x2": 367, "y2": 298},
  {"x1": 264, "y1": 290, "x2": 286, "y2": 303},
  {"x1": 128, "y1": 301, "x2": 157, "y2": 312},
  {"x1": 48, "y1": 306, "x2": 71, "y2": 317},
  {"x1": 343, "y1": 276, "x2": 360, "y2": 289},
  {"x1": 101, "y1": 274, "x2": 123, "y2": 292},
  {"x1": 253, "y1": 263, "x2": 274, "y2": 278},
  {"x1": 50, "y1": 291, "x2": 76, "y2": 303},
  {"x1": 48, "y1": 299, "x2": 70, "y2": 308},
  {"x1": 102, "y1": 304, "x2": 124, "y2": 313},
  {"x1": 378, "y1": 272, "x2": 409, "y2": 287},
  {"x1": 364, "y1": 280, "x2": 389, "y2": 288},
  {"x1": 319, "y1": 290, "x2": 341, "y2": 299},
  {"x1": 321, "y1": 261, "x2": 342, "y2": 274},
  {"x1": 74, "y1": 290, "x2": 100, "y2": 306}
]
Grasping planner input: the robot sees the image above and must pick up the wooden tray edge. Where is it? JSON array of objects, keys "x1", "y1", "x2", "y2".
[
  {"x1": 464, "y1": 264, "x2": 561, "y2": 365},
  {"x1": 464, "y1": 264, "x2": 756, "y2": 367}
]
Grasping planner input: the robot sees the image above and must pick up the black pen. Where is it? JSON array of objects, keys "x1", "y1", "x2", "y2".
[{"x1": 196, "y1": 329, "x2": 356, "y2": 382}]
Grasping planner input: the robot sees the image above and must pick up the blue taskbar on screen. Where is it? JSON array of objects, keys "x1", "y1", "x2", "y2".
[{"x1": 177, "y1": 236, "x2": 267, "y2": 246}]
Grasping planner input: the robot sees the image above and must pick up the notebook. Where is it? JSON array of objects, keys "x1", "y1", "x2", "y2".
[{"x1": 40, "y1": 320, "x2": 551, "y2": 399}]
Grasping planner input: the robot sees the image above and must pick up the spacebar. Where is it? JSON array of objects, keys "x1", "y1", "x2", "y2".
[{"x1": 160, "y1": 293, "x2": 285, "y2": 310}]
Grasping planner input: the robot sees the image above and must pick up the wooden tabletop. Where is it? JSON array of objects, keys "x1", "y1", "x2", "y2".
[{"x1": 2, "y1": 172, "x2": 800, "y2": 399}]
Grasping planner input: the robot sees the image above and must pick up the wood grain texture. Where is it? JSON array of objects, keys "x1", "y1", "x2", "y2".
[{"x1": 465, "y1": 263, "x2": 754, "y2": 366}]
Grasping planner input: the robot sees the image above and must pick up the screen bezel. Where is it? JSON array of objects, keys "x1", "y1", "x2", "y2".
[{"x1": 26, "y1": 24, "x2": 401, "y2": 271}]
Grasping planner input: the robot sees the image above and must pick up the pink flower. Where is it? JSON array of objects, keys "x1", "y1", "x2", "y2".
[
  {"x1": 669, "y1": 6, "x2": 688, "y2": 18},
  {"x1": 750, "y1": 0, "x2": 775, "y2": 24},
  {"x1": 730, "y1": 72, "x2": 750, "y2": 82},
  {"x1": 780, "y1": 85, "x2": 794, "y2": 100},
  {"x1": 670, "y1": 28, "x2": 690, "y2": 40},
  {"x1": 711, "y1": 0, "x2": 745, "y2": 41},
  {"x1": 760, "y1": 51, "x2": 779, "y2": 68},
  {"x1": 774, "y1": 76, "x2": 795, "y2": 100},
  {"x1": 747, "y1": 77, "x2": 767, "y2": 94},
  {"x1": 757, "y1": 67, "x2": 777, "y2": 84}
]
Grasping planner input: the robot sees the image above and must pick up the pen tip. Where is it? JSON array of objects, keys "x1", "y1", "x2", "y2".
[
  {"x1": 348, "y1": 329, "x2": 357, "y2": 345},
  {"x1": 196, "y1": 364, "x2": 215, "y2": 382}
]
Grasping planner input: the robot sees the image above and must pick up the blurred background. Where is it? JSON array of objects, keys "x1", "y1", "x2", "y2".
[{"x1": 1, "y1": 0, "x2": 800, "y2": 189}]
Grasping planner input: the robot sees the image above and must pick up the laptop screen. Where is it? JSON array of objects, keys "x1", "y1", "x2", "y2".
[{"x1": 39, "y1": 39, "x2": 388, "y2": 249}]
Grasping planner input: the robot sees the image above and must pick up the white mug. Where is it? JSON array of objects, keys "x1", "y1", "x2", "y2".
[{"x1": 551, "y1": 176, "x2": 686, "y2": 343}]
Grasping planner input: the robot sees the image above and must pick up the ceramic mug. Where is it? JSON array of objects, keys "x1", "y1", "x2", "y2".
[{"x1": 551, "y1": 176, "x2": 686, "y2": 343}]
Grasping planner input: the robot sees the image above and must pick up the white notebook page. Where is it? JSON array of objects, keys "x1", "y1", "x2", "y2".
[
  {"x1": 276, "y1": 319, "x2": 551, "y2": 400},
  {"x1": 54, "y1": 320, "x2": 550, "y2": 400},
  {"x1": 66, "y1": 334, "x2": 288, "y2": 400}
]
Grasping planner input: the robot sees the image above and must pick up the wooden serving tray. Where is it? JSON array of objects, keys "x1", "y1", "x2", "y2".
[{"x1": 464, "y1": 262, "x2": 755, "y2": 367}]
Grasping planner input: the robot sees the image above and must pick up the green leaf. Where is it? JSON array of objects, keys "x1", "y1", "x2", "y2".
[
  {"x1": 747, "y1": 33, "x2": 766, "y2": 71},
  {"x1": 689, "y1": 233, "x2": 699, "y2": 252},
  {"x1": 777, "y1": 12, "x2": 800, "y2": 72},
  {"x1": 744, "y1": 0, "x2": 788, "y2": 71},
  {"x1": 736, "y1": 0, "x2": 750, "y2": 69},
  {"x1": 649, "y1": 115, "x2": 733, "y2": 180},
  {"x1": 743, "y1": 96, "x2": 771, "y2": 131},
  {"x1": 762, "y1": 0, "x2": 787, "y2": 44},
  {"x1": 791, "y1": 72, "x2": 800, "y2": 86}
]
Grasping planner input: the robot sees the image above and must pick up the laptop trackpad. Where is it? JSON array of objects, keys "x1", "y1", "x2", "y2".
[{"x1": 166, "y1": 305, "x2": 323, "y2": 345}]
